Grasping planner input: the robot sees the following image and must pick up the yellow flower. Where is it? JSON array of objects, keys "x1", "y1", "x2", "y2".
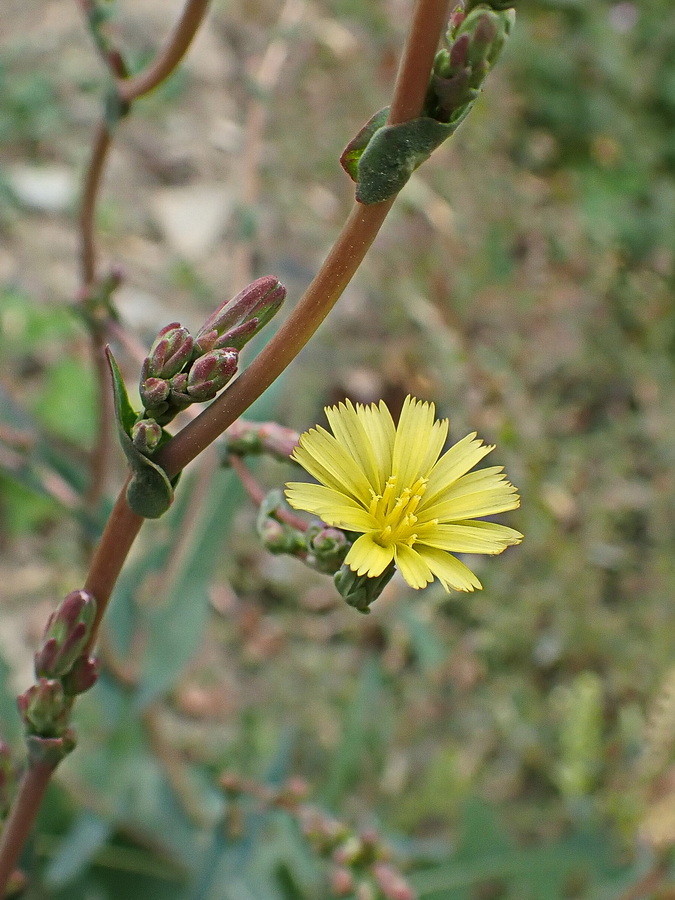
[{"x1": 285, "y1": 396, "x2": 522, "y2": 593}]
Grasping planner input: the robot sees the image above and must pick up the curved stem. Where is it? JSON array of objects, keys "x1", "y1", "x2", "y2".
[
  {"x1": 83, "y1": 481, "x2": 144, "y2": 653},
  {"x1": 155, "y1": 0, "x2": 451, "y2": 478},
  {"x1": 0, "y1": 761, "x2": 56, "y2": 892},
  {"x1": 117, "y1": 0, "x2": 210, "y2": 103},
  {"x1": 79, "y1": 118, "x2": 112, "y2": 288},
  {"x1": 79, "y1": 119, "x2": 113, "y2": 508}
]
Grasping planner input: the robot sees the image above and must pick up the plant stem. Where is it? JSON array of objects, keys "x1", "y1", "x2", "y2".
[
  {"x1": 77, "y1": 0, "x2": 212, "y2": 508},
  {"x1": 156, "y1": 0, "x2": 451, "y2": 478},
  {"x1": 0, "y1": 0, "x2": 451, "y2": 889},
  {"x1": 117, "y1": 0, "x2": 211, "y2": 103},
  {"x1": 0, "y1": 761, "x2": 56, "y2": 892}
]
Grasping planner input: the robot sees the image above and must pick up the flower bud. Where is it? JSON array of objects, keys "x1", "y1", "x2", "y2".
[
  {"x1": 306, "y1": 525, "x2": 350, "y2": 574},
  {"x1": 145, "y1": 323, "x2": 194, "y2": 379},
  {"x1": 330, "y1": 866, "x2": 354, "y2": 897},
  {"x1": 34, "y1": 590, "x2": 97, "y2": 680},
  {"x1": 334, "y1": 562, "x2": 396, "y2": 613},
  {"x1": 373, "y1": 863, "x2": 416, "y2": 900},
  {"x1": 140, "y1": 376, "x2": 170, "y2": 410},
  {"x1": 131, "y1": 418, "x2": 162, "y2": 455},
  {"x1": 333, "y1": 836, "x2": 366, "y2": 867},
  {"x1": 430, "y1": 4, "x2": 514, "y2": 121},
  {"x1": 18, "y1": 679, "x2": 72, "y2": 738},
  {"x1": 194, "y1": 277, "x2": 286, "y2": 354},
  {"x1": 61, "y1": 655, "x2": 99, "y2": 696},
  {"x1": 187, "y1": 348, "x2": 238, "y2": 401}
]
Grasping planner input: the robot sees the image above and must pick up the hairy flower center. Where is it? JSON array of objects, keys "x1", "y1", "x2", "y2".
[{"x1": 368, "y1": 476, "x2": 436, "y2": 548}]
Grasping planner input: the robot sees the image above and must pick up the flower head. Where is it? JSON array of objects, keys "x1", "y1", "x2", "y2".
[{"x1": 285, "y1": 396, "x2": 522, "y2": 593}]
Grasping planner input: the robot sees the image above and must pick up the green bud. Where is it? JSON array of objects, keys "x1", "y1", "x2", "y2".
[
  {"x1": 429, "y1": 3, "x2": 514, "y2": 122},
  {"x1": 17, "y1": 679, "x2": 73, "y2": 738},
  {"x1": 334, "y1": 562, "x2": 396, "y2": 613},
  {"x1": 131, "y1": 418, "x2": 162, "y2": 454},
  {"x1": 305, "y1": 525, "x2": 350, "y2": 574},
  {"x1": 256, "y1": 490, "x2": 306, "y2": 555}
]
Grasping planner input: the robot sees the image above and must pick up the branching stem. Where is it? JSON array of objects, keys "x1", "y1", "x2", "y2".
[{"x1": 0, "y1": 0, "x2": 451, "y2": 892}]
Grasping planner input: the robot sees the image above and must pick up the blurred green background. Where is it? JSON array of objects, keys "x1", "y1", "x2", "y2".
[{"x1": 1, "y1": 0, "x2": 675, "y2": 896}]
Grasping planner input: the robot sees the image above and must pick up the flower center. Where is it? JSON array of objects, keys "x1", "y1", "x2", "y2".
[{"x1": 368, "y1": 476, "x2": 435, "y2": 548}]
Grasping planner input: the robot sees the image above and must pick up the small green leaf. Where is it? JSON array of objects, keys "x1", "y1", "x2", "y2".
[
  {"x1": 353, "y1": 111, "x2": 472, "y2": 204},
  {"x1": 106, "y1": 347, "x2": 175, "y2": 519},
  {"x1": 340, "y1": 106, "x2": 389, "y2": 181}
]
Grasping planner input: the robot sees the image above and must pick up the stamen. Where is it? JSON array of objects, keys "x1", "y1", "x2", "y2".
[{"x1": 371, "y1": 477, "x2": 430, "y2": 548}]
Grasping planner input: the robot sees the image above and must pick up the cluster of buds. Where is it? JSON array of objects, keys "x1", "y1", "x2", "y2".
[
  {"x1": 136, "y1": 276, "x2": 286, "y2": 438},
  {"x1": 217, "y1": 774, "x2": 415, "y2": 900},
  {"x1": 17, "y1": 590, "x2": 99, "y2": 759},
  {"x1": 426, "y1": 2, "x2": 515, "y2": 123},
  {"x1": 256, "y1": 490, "x2": 351, "y2": 575},
  {"x1": 299, "y1": 809, "x2": 416, "y2": 900}
]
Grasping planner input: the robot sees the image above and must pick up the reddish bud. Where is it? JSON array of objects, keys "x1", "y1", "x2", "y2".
[
  {"x1": 187, "y1": 349, "x2": 238, "y2": 401},
  {"x1": 140, "y1": 376, "x2": 170, "y2": 410},
  {"x1": 330, "y1": 866, "x2": 354, "y2": 896},
  {"x1": 195, "y1": 276, "x2": 286, "y2": 354},
  {"x1": 35, "y1": 590, "x2": 97, "y2": 680},
  {"x1": 61, "y1": 655, "x2": 99, "y2": 696},
  {"x1": 372, "y1": 863, "x2": 416, "y2": 900},
  {"x1": 145, "y1": 323, "x2": 194, "y2": 379}
]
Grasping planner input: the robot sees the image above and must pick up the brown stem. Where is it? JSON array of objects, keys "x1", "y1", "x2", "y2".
[
  {"x1": 78, "y1": 120, "x2": 114, "y2": 507},
  {"x1": 79, "y1": 119, "x2": 112, "y2": 288},
  {"x1": 0, "y1": 761, "x2": 56, "y2": 891},
  {"x1": 155, "y1": 0, "x2": 451, "y2": 479},
  {"x1": 83, "y1": 481, "x2": 144, "y2": 653},
  {"x1": 117, "y1": 0, "x2": 211, "y2": 104}
]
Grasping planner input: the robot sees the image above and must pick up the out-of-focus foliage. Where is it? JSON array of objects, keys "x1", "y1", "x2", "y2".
[{"x1": 1, "y1": 0, "x2": 675, "y2": 896}]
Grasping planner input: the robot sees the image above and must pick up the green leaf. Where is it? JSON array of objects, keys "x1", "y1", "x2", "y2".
[
  {"x1": 353, "y1": 111, "x2": 472, "y2": 204},
  {"x1": 339, "y1": 106, "x2": 389, "y2": 181},
  {"x1": 106, "y1": 347, "x2": 176, "y2": 519}
]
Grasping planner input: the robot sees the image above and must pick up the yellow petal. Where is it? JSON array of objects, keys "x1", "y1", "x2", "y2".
[
  {"x1": 325, "y1": 400, "x2": 382, "y2": 493},
  {"x1": 292, "y1": 425, "x2": 373, "y2": 504},
  {"x1": 424, "y1": 485, "x2": 520, "y2": 521},
  {"x1": 394, "y1": 543, "x2": 434, "y2": 589},
  {"x1": 285, "y1": 483, "x2": 377, "y2": 531},
  {"x1": 345, "y1": 533, "x2": 395, "y2": 577},
  {"x1": 424, "y1": 434, "x2": 494, "y2": 505},
  {"x1": 418, "y1": 521, "x2": 523, "y2": 554},
  {"x1": 392, "y1": 396, "x2": 437, "y2": 486},
  {"x1": 356, "y1": 400, "x2": 395, "y2": 487},
  {"x1": 415, "y1": 546, "x2": 483, "y2": 592}
]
